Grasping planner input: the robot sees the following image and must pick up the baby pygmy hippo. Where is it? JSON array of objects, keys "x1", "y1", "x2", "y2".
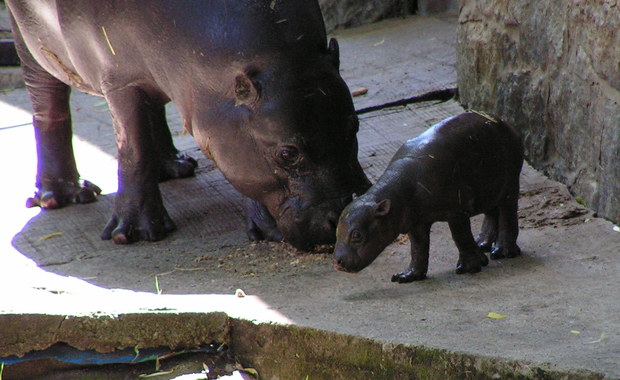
[{"x1": 334, "y1": 111, "x2": 524, "y2": 283}]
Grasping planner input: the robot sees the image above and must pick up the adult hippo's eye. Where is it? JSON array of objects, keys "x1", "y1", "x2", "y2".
[{"x1": 276, "y1": 146, "x2": 300, "y2": 166}]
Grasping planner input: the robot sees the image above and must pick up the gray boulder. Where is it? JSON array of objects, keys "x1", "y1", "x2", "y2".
[{"x1": 457, "y1": 0, "x2": 620, "y2": 223}]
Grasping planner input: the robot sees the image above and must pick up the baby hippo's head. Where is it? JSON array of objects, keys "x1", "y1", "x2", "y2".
[{"x1": 333, "y1": 197, "x2": 396, "y2": 273}]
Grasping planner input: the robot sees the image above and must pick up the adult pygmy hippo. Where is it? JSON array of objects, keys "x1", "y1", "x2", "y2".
[
  {"x1": 6, "y1": 0, "x2": 370, "y2": 249},
  {"x1": 334, "y1": 112, "x2": 524, "y2": 283}
]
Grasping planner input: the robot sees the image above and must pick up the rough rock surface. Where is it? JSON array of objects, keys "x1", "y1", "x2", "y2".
[
  {"x1": 319, "y1": 0, "x2": 459, "y2": 32},
  {"x1": 456, "y1": 0, "x2": 620, "y2": 224},
  {"x1": 319, "y1": 0, "x2": 415, "y2": 32}
]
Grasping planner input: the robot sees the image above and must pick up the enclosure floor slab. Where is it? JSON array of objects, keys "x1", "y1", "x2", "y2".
[{"x1": 0, "y1": 14, "x2": 618, "y2": 379}]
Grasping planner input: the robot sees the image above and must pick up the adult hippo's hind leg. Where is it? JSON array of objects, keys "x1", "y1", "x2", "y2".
[
  {"x1": 101, "y1": 86, "x2": 175, "y2": 244},
  {"x1": 11, "y1": 15, "x2": 101, "y2": 210},
  {"x1": 245, "y1": 198, "x2": 284, "y2": 242},
  {"x1": 149, "y1": 104, "x2": 197, "y2": 182}
]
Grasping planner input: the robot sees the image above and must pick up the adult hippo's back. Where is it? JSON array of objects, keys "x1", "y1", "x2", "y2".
[{"x1": 7, "y1": 0, "x2": 370, "y2": 250}]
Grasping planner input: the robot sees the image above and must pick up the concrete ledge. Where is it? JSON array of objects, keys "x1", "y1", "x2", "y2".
[
  {"x1": 1, "y1": 312, "x2": 608, "y2": 379},
  {"x1": 1, "y1": 313, "x2": 230, "y2": 358}
]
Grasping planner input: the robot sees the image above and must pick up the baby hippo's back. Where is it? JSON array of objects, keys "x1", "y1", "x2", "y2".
[{"x1": 392, "y1": 111, "x2": 524, "y2": 217}]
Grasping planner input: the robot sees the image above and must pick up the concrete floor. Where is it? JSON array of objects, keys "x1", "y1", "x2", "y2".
[{"x1": 0, "y1": 14, "x2": 619, "y2": 379}]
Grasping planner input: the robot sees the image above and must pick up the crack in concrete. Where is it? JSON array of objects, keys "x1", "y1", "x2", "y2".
[
  {"x1": 53, "y1": 316, "x2": 67, "y2": 342},
  {"x1": 40, "y1": 255, "x2": 97, "y2": 268}
]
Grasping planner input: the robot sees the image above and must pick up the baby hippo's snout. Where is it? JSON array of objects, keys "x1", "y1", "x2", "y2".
[{"x1": 333, "y1": 244, "x2": 364, "y2": 273}]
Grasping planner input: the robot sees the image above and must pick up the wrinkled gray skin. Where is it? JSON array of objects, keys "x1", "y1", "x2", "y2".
[
  {"x1": 334, "y1": 112, "x2": 524, "y2": 283},
  {"x1": 6, "y1": 0, "x2": 370, "y2": 250}
]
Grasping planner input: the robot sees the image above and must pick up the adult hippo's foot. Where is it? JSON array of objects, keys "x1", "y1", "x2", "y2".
[
  {"x1": 158, "y1": 152, "x2": 198, "y2": 182},
  {"x1": 245, "y1": 198, "x2": 284, "y2": 243},
  {"x1": 26, "y1": 180, "x2": 101, "y2": 209},
  {"x1": 101, "y1": 205, "x2": 176, "y2": 244}
]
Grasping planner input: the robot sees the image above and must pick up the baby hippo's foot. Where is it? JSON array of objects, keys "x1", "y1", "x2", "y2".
[
  {"x1": 490, "y1": 244, "x2": 521, "y2": 260},
  {"x1": 391, "y1": 269, "x2": 427, "y2": 283},
  {"x1": 476, "y1": 238, "x2": 493, "y2": 252},
  {"x1": 159, "y1": 153, "x2": 198, "y2": 181},
  {"x1": 456, "y1": 249, "x2": 489, "y2": 275},
  {"x1": 26, "y1": 180, "x2": 101, "y2": 209}
]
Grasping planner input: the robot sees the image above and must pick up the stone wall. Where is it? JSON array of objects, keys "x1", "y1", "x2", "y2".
[
  {"x1": 319, "y1": 0, "x2": 458, "y2": 32},
  {"x1": 457, "y1": 0, "x2": 620, "y2": 223},
  {"x1": 319, "y1": 0, "x2": 415, "y2": 32}
]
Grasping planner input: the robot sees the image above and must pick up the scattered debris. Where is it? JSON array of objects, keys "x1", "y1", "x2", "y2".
[
  {"x1": 239, "y1": 367, "x2": 259, "y2": 378},
  {"x1": 139, "y1": 369, "x2": 175, "y2": 379},
  {"x1": 154, "y1": 276, "x2": 162, "y2": 295},
  {"x1": 153, "y1": 267, "x2": 210, "y2": 277},
  {"x1": 469, "y1": 109, "x2": 498, "y2": 123},
  {"x1": 372, "y1": 39, "x2": 385, "y2": 46},
  {"x1": 191, "y1": 241, "x2": 332, "y2": 278},
  {"x1": 352, "y1": 87, "x2": 368, "y2": 97},
  {"x1": 39, "y1": 232, "x2": 63, "y2": 241},
  {"x1": 487, "y1": 312, "x2": 507, "y2": 320},
  {"x1": 101, "y1": 26, "x2": 116, "y2": 55},
  {"x1": 417, "y1": 181, "x2": 432, "y2": 195},
  {"x1": 586, "y1": 332, "x2": 606, "y2": 344}
]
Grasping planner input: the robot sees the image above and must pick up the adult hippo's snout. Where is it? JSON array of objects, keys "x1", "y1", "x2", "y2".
[{"x1": 277, "y1": 194, "x2": 353, "y2": 250}]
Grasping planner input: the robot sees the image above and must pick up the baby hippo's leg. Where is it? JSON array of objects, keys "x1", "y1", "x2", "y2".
[
  {"x1": 392, "y1": 223, "x2": 431, "y2": 283},
  {"x1": 476, "y1": 208, "x2": 498, "y2": 252},
  {"x1": 448, "y1": 215, "x2": 489, "y2": 274},
  {"x1": 490, "y1": 183, "x2": 521, "y2": 259}
]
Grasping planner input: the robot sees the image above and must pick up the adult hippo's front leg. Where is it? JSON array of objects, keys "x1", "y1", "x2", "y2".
[
  {"x1": 245, "y1": 198, "x2": 284, "y2": 243},
  {"x1": 101, "y1": 86, "x2": 175, "y2": 244},
  {"x1": 149, "y1": 103, "x2": 198, "y2": 182}
]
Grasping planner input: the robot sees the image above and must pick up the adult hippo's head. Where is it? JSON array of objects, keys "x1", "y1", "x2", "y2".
[{"x1": 190, "y1": 39, "x2": 370, "y2": 250}]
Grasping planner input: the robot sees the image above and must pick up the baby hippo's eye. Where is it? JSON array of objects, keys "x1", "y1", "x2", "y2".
[{"x1": 350, "y1": 229, "x2": 363, "y2": 244}]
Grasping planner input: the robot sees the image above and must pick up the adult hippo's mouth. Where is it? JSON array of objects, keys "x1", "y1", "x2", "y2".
[{"x1": 276, "y1": 194, "x2": 352, "y2": 251}]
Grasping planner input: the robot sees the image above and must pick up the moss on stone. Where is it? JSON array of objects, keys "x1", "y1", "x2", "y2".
[{"x1": 230, "y1": 319, "x2": 607, "y2": 380}]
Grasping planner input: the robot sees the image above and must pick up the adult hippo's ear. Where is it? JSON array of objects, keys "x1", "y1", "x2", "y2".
[
  {"x1": 328, "y1": 38, "x2": 340, "y2": 70},
  {"x1": 234, "y1": 73, "x2": 261, "y2": 107}
]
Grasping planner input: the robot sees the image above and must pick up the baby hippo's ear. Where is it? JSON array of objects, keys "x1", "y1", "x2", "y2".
[{"x1": 374, "y1": 199, "x2": 391, "y2": 217}]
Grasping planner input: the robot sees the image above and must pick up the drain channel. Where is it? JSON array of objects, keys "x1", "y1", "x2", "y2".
[{"x1": 355, "y1": 88, "x2": 457, "y2": 115}]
